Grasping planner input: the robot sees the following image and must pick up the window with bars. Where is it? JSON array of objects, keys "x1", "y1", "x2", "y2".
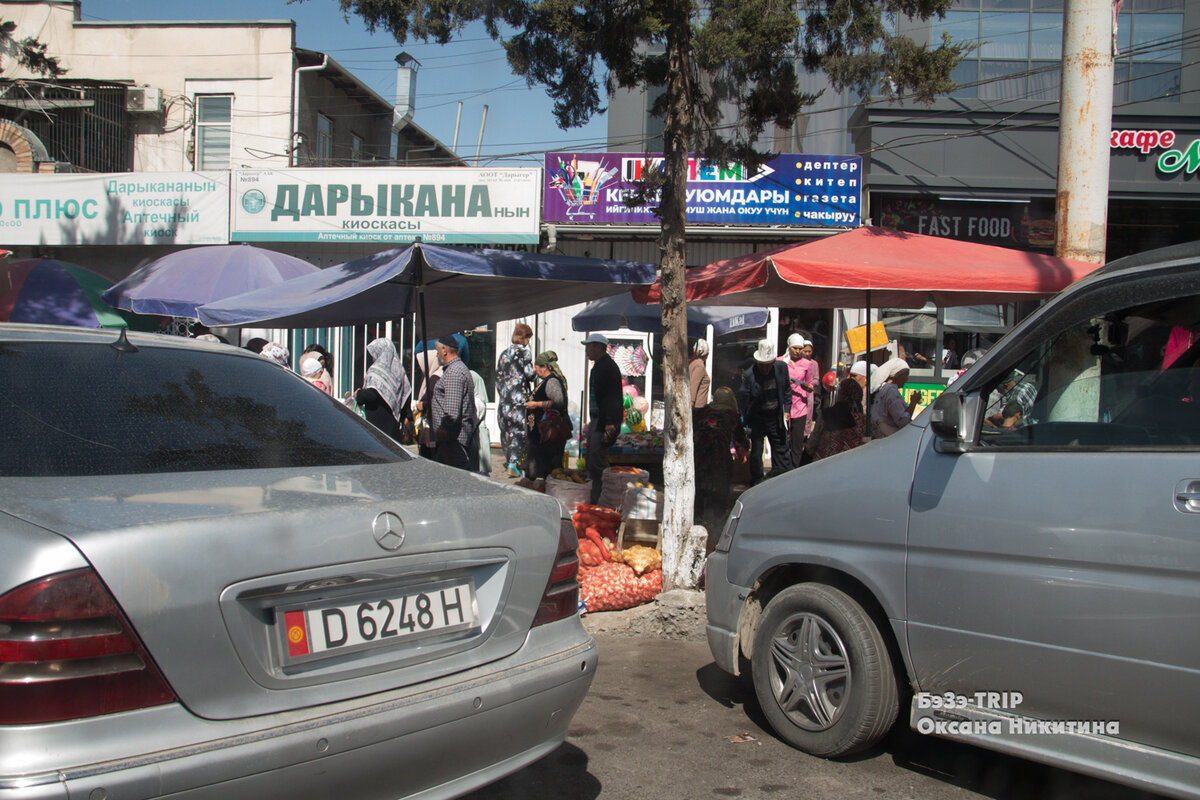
[{"x1": 195, "y1": 95, "x2": 232, "y2": 170}]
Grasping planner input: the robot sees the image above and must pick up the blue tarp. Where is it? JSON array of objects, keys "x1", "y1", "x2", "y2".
[
  {"x1": 198, "y1": 243, "x2": 657, "y2": 333},
  {"x1": 572, "y1": 292, "x2": 768, "y2": 337}
]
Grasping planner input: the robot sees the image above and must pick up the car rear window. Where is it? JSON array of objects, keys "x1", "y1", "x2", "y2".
[{"x1": 0, "y1": 340, "x2": 408, "y2": 477}]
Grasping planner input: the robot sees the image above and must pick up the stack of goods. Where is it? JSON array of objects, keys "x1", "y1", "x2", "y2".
[
  {"x1": 579, "y1": 562, "x2": 662, "y2": 612},
  {"x1": 576, "y1": 526, "x2": 664, "y2": 613},
  {"x1": 598, "y1": 466, "x2": 649, "y2": 510},
  {"x1": 573, "y1": 504, "x2": 621, "y2": 566},
  {"x1": 620, "y1": 481, "x2": 664, "y2": 521},
  {"x1": 610, "y1": 429, "x2": 665, "y2": 454},
  {"x1": 544, "y1": 469, "x2": 592, "y2": 515}
]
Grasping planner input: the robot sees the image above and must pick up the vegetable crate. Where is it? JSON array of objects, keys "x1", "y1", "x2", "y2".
[{"x1": 617, "y1": 518, "x2": 660, "y2": 551}]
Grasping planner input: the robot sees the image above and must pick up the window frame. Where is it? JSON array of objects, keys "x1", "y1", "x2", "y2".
[
  {"x1": 316, "y1": 113, "x2": 334, "y2": 166},
  {"x1": 954, "y1": 267, "x2": 1200, "y2": 453},
  {"x1": 195, "y1": 94, "x2": 233, "y2": 171}
]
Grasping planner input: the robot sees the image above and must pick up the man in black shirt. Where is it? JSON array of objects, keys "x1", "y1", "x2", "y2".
[
  {"x1": 738, "y1": 338, "x2": 793, "y2": 484},
  {"x1": 583, "y1": 333, "x2": 624, "y2": 504}
]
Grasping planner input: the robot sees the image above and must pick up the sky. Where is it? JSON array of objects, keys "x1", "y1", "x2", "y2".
[{"x1": 81, "y1": 0, "x2": 611, "y2": 167}]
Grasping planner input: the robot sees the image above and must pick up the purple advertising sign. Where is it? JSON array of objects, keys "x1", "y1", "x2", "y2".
[{"x1": 543, "y1": 152, "x2": 861, "y2": 227}]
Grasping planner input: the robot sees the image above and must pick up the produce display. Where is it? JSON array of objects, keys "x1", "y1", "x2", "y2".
[
  {"x1": 597, "y1": 466, "x2": 649, "y2": 510},
  {"x1": 610, "y1": 430, "x2": 664, "y2": 454},
  {"x1": 548, "y1": 468, "x2": 588, "y2": 483},
  {"x1": 572, "y1": 504, "x2": 621, "y2": 561},
  {"x1": 615, "y1": 545, "x2": 662, "y2": 576},
  {"x1": 578, "y1": 561, "x2": 662, "y2": 612}
]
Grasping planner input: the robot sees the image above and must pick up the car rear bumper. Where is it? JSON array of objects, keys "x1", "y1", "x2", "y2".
[{"x1": 0, "y1": 625, "x2": 597, "y2": 800}]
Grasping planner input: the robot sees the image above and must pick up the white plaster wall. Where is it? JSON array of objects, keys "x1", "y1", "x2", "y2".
[{"x1": 1, "y1": 2, "x2": 296, "y2": 172}]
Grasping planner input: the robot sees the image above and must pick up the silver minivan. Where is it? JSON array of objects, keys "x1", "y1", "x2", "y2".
[{"x1": 706, "y1": 241, "x2": 1200, "y2": 798}]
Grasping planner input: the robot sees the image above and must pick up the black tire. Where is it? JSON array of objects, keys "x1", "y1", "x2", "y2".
[{"x1": 750, "y1": 583, "x2": 899, "y2": 757}]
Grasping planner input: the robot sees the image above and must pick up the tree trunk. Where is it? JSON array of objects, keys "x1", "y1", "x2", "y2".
[{"x1": 657, "y1": 1, "x2": 703, "y2": 590}]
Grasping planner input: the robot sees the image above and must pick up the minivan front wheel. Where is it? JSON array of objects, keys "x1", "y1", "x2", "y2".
[{"x1": 751, "y1": 583, "x2": 898, "y2": 757}]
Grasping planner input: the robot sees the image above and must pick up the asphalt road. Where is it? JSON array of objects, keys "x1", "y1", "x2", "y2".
[{"x1": 461, "y1": 634, "x2": 1169, "y2": 800}]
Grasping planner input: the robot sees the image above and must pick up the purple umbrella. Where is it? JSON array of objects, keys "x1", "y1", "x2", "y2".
[{"x1": 103, "y1": 243, "x2": 319, "y2": 318}]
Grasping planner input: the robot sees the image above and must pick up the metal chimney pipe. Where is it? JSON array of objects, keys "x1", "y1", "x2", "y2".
[
  {"x1": 452, "y1": 101, "x2": 463, "y2": 153},
  {"x1": 474, "y1": 105, "x2": 489, "y2": 166},
  {"x1": 393, "y1": 52, "x2": 419, "y2": 132}
]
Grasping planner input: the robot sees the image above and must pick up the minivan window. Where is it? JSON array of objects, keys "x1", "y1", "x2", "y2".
[
  {"x1": 980, "y1": 293, "x2": 1200, "y2": 448},
  {"x1": 0, "y1": 342, "x2": 408, "y2": 477}
]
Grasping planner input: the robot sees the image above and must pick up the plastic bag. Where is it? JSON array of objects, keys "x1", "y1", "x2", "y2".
[
  {"x1": 545, "y1": 477, "x2": 591, "y2": 515},
  {"x1": 616, "y1": 545, "x2": 662, "y2": 576},
  {"x1": 619, "y1": 485, "x2": 664, "y2": 521}
]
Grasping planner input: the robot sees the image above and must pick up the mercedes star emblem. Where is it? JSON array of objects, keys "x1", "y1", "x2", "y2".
[{"x1": 372, "y1": 511, "x2": 406, "y2": 551}]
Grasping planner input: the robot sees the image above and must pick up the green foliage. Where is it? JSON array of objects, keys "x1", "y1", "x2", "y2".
[{"x1": 0, "y1": 20, "x2": 66, "y2": 77}]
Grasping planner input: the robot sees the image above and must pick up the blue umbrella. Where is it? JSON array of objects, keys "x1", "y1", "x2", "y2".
[
  {"x1": 572, "y1": 292, "x2": 768, "y2": 337},
  {"x1": 2, "y1": 258, "x2": 156, "y2": 330},
  {"x1": 103, "y1": 243, "x2": 319, "y2": 318},
  {"x1": 197, "y1": 243, "x2": 657, "y2": 333}
]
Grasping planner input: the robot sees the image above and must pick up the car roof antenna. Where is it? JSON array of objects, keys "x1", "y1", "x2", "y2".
[{"x1": 110, "y1": 327, "x2": 139, "y2": 355}]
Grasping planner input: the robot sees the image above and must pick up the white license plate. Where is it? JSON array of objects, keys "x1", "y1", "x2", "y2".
[{"x1": 277, "y1": 580, "x2": 478, "y2": 665}]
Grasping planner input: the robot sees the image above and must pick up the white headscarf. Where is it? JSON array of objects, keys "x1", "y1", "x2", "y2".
[
  {"x1": 693, "y1": 339, "x2": 709, "y2": 359},
  {"x1": 364, "y1": 338, "x2": 411, "y2": 422},
  {"x1": 260, "y1": 342, "x2": 291, "y2": 369},
  {"x1": 870, "y1": 357, "x2": 910, "y2": 394}
]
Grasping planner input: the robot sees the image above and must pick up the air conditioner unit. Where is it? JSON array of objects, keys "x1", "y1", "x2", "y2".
[{"x1": 125, "y1": 86, "x2": 162, "y2": 114}]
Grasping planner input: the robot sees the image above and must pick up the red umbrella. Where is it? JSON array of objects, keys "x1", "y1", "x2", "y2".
[{"x1": 634, "y1": 226, "x2": 1101, "y2": 308}]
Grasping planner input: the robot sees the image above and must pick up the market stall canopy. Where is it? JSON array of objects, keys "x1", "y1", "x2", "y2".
[
  {"x1": 103, "y1": 243, "x2": 320, "y2": 318},
  {"x1": 572, "y1": 292, "x2": 768, "y2": 338},
  {"x1": 197, "y1": 243, "x2": 658, "y2": 332},
  {"x1": 3, "y1": 258, "x2": 156, "y2": 330},
  {"x1": 633, "y1": 226, "x2": 1102, "y2": 309}
]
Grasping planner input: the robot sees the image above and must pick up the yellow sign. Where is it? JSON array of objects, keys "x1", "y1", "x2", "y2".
[{"x1": 844, "y1": 321, "x2": 888, "y2": 354}]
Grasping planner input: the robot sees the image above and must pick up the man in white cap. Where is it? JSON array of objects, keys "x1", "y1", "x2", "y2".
[
  {"x1": 780, "y1": 333, "x2": 818, "y2": 468},
  {"x1": 582, "y1": 333, "x2": 623, "y2": 504},
  {"x1": 737, "y1": 338, "x2": 792, "y2": 483}
]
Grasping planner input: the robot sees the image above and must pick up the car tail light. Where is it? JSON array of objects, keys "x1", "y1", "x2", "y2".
[
  {"x1": 0, "y1": 568, "x2": 175, "y2": 724},
  {"x1": 532, "y1": 519, "x2": 580, "y2": 627}
]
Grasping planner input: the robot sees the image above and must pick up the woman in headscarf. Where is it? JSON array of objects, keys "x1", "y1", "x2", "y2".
[
  {"x1": 299, "y1": 354, "x2": 330, "y2": 393},
  {"x1": 259, "y1": 341, "x2": 291, "y2": 369},
  {"x1": 692, "y1": 386, "x2": 747, "y2": 521},
  {"x1": 496, "y1": 323, "x2": 535, "y2": 477},
  {"x1": 870, "y1": 357, "x2": 921, "y2": 438},
  {"x1": 354, "y1": 338, "x2": 411, "y2": 442},
  {"x1": 806, "y1": 377, "x2": 868, "y2": 461},
  {"x1": 689, "y1": 339, "x2": 711, "y2": 408},
  {"x1": 523, "y1": 350, "x2": 571, "y2": 480},
  {"x1": 301, "y1": 343, "x2": 334, "y2": 395}
]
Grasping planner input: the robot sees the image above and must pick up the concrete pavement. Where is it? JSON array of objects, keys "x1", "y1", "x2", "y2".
[{"x1": 461, "y1": 633, "x2": 1166, "y2": 800}]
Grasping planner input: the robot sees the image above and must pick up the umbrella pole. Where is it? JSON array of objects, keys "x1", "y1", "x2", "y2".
[
  {"x1": 865, "y1": 290, "x2": 872, "y2": 434},
  {"x1": 417, "y1": 246, "x2": 432, "y2": 435}
]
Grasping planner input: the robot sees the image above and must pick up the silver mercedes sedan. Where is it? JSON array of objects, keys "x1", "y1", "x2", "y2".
[{"x1": 0, "y1": 324, "x2": 595, "y2": 800}]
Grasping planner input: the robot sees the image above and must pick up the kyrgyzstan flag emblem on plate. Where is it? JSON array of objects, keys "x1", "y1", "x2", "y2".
[{"x1": 284, "y1": 610, "x2": 309, "y2": 658}]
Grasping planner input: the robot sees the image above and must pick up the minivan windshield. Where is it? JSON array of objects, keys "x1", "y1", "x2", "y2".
[{"x1": 0, "y1": 341, "x2": 408, "y2": 477}]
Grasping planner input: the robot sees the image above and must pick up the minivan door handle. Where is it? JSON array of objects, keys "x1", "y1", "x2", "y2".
[{"x1": 1174, "y1": 481, "x2": 1200, "y2": 512}]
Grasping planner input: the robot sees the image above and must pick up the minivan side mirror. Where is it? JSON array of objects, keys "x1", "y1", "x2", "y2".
[{"x1": 930, "y1": 390, "x2": 981, "y2": 454}]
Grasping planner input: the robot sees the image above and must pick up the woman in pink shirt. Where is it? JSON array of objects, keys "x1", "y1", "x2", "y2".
[{"x1": 780, "y1": 333, "x2": 818, "y2": 468}]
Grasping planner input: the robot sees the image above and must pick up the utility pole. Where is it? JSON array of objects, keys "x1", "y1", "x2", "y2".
[{"x1": 1055, "y1": 0, "x2": 1115, "y2": 264}]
